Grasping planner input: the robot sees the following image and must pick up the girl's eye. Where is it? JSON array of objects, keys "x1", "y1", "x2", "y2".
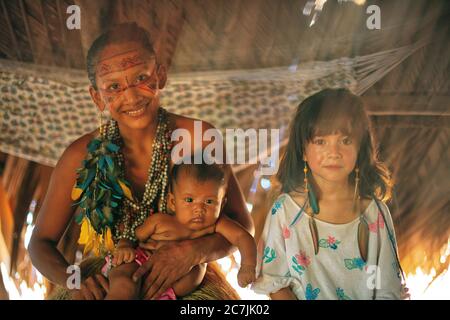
[
  {"x1": 342, "y1": 137, "x2": 353, "y2": 145},
  {"x1": 313, "y1": 138, "x2": 325, "y2": 145},
  {"x1": 184, "y1": 197, "x2": 193, "y2": 203}
]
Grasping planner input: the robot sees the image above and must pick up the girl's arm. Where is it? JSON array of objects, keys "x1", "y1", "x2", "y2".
[
  {"x1": 270, "y1": 287, "x2": 297, "y2": 300},
  {"x1": 251, "y1": 195, "x2": 299, "y2": 299},
  {"x1": 374, "y1": 201, "x2": 403, "y2": 300}
]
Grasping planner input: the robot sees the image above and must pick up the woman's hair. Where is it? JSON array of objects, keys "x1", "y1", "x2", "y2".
[
  {"x1": 86, "y1": 22, "x2": 155, "y2": 89},
  {"x1": 276, "y1": 88, "x2": 392, "y2": 201}
]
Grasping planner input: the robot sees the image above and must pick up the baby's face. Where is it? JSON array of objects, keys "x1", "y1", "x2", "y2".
[{"x1": 169, "y1": 172, "x2": 226, "y2": 231}]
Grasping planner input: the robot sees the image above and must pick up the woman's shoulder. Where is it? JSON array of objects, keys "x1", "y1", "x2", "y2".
[
  {"x1": 55, "y1": 130, "x2": 98, "y2": 170},
  {"x1": 168, "y1": 112, "x2": 216, "y2": 131}
]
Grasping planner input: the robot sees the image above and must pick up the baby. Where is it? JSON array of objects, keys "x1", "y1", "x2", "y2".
[{"x1": 106, "y1": 161, "x2": 257, "y2": 299}]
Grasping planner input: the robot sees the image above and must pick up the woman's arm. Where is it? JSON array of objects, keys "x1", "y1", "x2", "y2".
[
  {"x1": 29, "y1": 134, "x2": 109, "y2": 299},
  {"x1": 28, "y1": 136, "x2": 88, "y2": 286}
]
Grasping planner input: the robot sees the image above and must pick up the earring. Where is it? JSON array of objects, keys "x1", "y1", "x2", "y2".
[
  {"x1": 99, "y1": 111, "x2": 105, "y2": 136},
  {"x1": 354, "y1": 167, "x2": 369, "y2": 262},
  {"x1": 304, "y1": 161, "x2": 320, "y2": 255},
  {"x1": 304, "y1": 161, "x2": 308, "y2": 193}
]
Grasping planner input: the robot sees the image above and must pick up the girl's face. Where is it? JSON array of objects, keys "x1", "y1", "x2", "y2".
[{"x1": 304, "y1": 133, "x2": 358, "y2": 184}]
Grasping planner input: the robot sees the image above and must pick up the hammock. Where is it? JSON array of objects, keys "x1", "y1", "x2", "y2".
[{"x1": 0, "y1": 40, "x2": 427, "y2": 168}]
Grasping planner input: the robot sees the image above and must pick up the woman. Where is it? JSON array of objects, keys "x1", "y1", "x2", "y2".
[{"x1": 29, "y1": 22, "x2": 253, "y2": 300}]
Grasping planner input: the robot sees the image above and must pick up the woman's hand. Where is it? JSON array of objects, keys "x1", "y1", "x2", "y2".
[
  {"x1": 70, "y1": 274, "x2": 109, "y2": 300},
  {"x1": 132, "y1": 239, "x2": 197, "y2": 300}
]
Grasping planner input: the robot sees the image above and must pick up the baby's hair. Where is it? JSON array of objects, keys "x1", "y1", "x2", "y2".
[
  {"x1": 170, "y1": 159, "x2": 227, "y2": 192},
  {"x1": 86, "y1": 22, "x2": 156, "y2": 89},
  {"x1": 277, "y1": 88, "x2": 392, "y2": 201}
]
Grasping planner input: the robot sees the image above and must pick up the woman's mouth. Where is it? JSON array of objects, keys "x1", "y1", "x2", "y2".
[{"x1": 124, "y1": 103, "x2": 148, "y2": 117}]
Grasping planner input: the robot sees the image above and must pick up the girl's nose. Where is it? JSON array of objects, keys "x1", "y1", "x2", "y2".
[{"x1": 327, "y1": 143, "x2": 342, "y2": 158}]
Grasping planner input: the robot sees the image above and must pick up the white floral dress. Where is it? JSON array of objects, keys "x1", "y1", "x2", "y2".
[{"x1": 251, "y1": 193, "x2": 402, "y2": 300}]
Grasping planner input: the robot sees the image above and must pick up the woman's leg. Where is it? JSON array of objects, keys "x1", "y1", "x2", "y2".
[{"x1": 105, "y1": 262, "x2": 141, "y2": 300}]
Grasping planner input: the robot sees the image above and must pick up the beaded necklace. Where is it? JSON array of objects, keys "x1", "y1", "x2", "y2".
[{"x1": 102, "y1": 107, "x2": 172, "y2": 242}]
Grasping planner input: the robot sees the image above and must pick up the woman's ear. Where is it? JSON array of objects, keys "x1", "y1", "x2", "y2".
[
  {"x1": 156, "y1": 64, "x2": 167, "y2": 89},
  {"x1": 89, "y1": 86, "x2": 105, "y2": 112}
]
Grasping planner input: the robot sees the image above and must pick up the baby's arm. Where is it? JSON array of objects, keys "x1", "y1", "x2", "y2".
[
  {"x1": 215, "y1": 215, "x2": 257, "y2": 287},
  {"x1": 172, "y1": 263, "x2": 207, "y2": 297},
  {"x1": 113, "y1": 239, "x2": 136, "y2": 266}
]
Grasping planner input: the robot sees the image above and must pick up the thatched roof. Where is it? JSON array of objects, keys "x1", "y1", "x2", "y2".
[{"x1": 0, "y1": 0, "x2": 449, "y2": 285}]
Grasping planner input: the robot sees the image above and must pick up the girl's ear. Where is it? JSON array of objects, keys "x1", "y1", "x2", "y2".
[
  {"x1": 156, "y1": 64, "x2": 167, "y2": 89},
  {"x1": 89, "y1": 86, "x2": 105, "y2": 112},
  {"x1": 220, "y1": 196, "x2": 227, "y2": 210}
]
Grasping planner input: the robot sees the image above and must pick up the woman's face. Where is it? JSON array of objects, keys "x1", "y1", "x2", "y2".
[
  {"x1": 90, "y1": 42, "x2": 164, "y2": 130},
  {"x1": 304, "y1": 133, "x2": 358, "y2": 184}
]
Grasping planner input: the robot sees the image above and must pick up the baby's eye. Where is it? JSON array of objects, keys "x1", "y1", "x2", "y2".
[
  {"x1": 205, "y1": 199, "x2": 215, "y2": 205},
  {"x1": 107, "y1": 83, "x2": 121, "y2": 91},
  {"x1": 342, "y1": 137, "x2": 353, "y2": 145},
  {"x1": 184, "y1": 197, "x2": 193, "y2": 203}
]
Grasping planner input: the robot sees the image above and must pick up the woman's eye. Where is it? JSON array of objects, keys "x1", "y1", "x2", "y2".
[
  {"x1": 184, "y1": 197, "x2": 193, "y2": 203},
  {"x1": 107, "y1": 83, "x2": 120, "y2": 91},
  {"x1": 136, "y1": 74, "x2": 148, "y2": 83}
]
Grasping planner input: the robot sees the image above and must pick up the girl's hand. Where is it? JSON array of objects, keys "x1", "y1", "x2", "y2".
[
  {"x1": 113, "y1": 247, "x2": 136, "y2": 266},
  {"x1": 70, "y1": 274, "x2": 109, "y2": 300},
  {"x1": 237, "y1": 265, "x2": 256, "y2": 288},
  {"x1": 132, "y1": 240, "x2": 197, "y2": 300}
]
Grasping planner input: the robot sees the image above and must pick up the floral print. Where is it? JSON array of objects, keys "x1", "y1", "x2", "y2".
[
  {"x1": 263, "y1": 246, "x2": 276, "y2": 263},
  {"x1": 344, "y1": 257, "x2": 366, "y2": 271},
  {"x1": 319, "y1": 236, "x2": 341, "y2": 250},
  {"x1": 305, "y1": 283, "x2": 321, "y2": 300},
  {"x1": 336, "y1": 288, "x2": 352, "y2": 300},
  {"x1": 292, "y1": 251, "x2": 311, "y2": 276}
]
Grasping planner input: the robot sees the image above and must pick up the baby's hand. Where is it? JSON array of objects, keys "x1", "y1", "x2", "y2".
[
  {"x1": 112, "y1": 247, "x2": 136, "y2": 266},
  {"x1": 237, "y1": 265, "x2": 256, "y2": 288}
]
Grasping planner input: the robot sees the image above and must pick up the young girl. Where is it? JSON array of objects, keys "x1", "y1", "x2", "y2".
[{"x1": 252, "y1": 88, "x2": 405, "y2": 300}]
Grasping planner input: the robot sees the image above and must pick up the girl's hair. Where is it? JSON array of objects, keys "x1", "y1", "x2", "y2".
[{"x1": 276, "y1": 88, "x2": 392, "y2": 201}]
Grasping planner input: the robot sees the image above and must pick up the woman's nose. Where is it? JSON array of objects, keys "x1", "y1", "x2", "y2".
[{"x1": 123, "y1": 85, "x2": 140, "y2": 103}]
